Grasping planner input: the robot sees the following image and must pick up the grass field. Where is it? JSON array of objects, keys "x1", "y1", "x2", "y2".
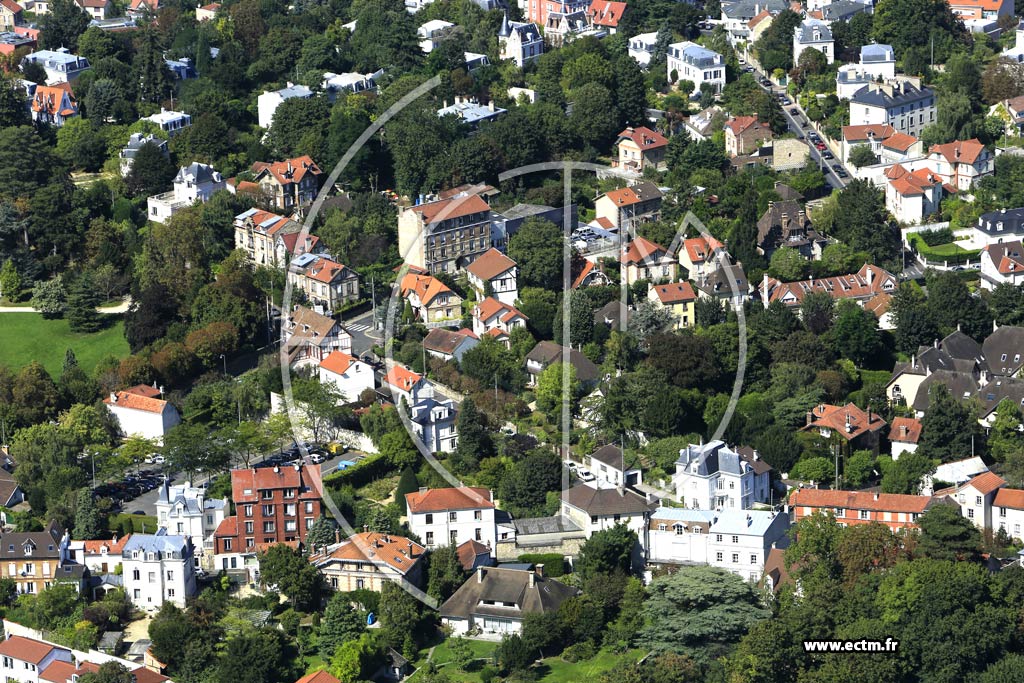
[
  {"x1": 406, "y1": 642, "x2": 643, "y2": 682},
  {"x1": 0, "y1": 313, "x2": 130, "y2": 376}
]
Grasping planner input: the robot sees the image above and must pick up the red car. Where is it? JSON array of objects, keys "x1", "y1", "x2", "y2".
[{"x1": 815, "y1": 141, "x2": 827, "y2": 151}]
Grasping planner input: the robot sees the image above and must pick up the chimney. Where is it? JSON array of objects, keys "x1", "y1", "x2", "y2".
[
  {"x1": 273, "y1": 465, "x2": 280, "y2": 473},
  {"x1": 806, "y1": 410, "x2": 813, "y2": 426},
  {"x1": 900, "y1": 424, "x2": 908, "y2": 437},
  {"x1": 535, "y1": 563, "x2": 544, "y2": 578},
  {"x1": 109, "y1": 392, "x2": 117, "y2": 404},
  {"x1": 934, "y1": 338, "x2": 939, "y2": 349},
  {"x1": 477, "y1": 566, "x2": 484, "y2": 583},
  {"x1": 528, "y1": 570, "x2": 535, "y2": 587},
  {"x1": 335, "y1": 529, "x2": 341, "y2": 543},
  {"x1": 408, "y1": 541, "x2": 414, "y2": 556},
  {"x1": 873, "y1": 493, "x2": 879, "y2": 501}
]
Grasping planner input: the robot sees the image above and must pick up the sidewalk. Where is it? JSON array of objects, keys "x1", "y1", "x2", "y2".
[{"x1": 0, "y1": 296, "x2": 132, "y2": 314}]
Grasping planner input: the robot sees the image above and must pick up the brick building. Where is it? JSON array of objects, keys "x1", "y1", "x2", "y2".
[{"x1": 788, "y1": 488, "x2": 950, "y2": 531}]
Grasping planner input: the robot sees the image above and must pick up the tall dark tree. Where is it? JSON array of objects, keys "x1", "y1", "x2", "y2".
[
  {"x1": 577, "y1": 525, "x2": 638, "y2": 579},
  {"x1": 66, "y1": 272, "x2": 102, "y2": 333},
  {"x1": 124, "y1": 142, "x2": 175, "y2": 198},
  {"x1": 917, "y1": 503, "x2": 982, "y2": 562},
  {"x1": 918, "y1": 383, "x2": 982, "y2": 463},
  {"x1": 319, "y1": 592, "x2": 366, "y2": 660},
  {"x1": 614, "y1": 55, "x2": 647, "y2": 128},
  {"x1": 508, "y1": 218, "x2": 565, "y2": 291},
  {"x1": 452, "y1": 397, "x2": 490, "y2": 474},
  {"x1": 134, "y1": 29, "x2": 172, "y2": 104},
  {"x1": 39, "y1": 0, "x2": 91, "y2": 52},
  {"x1": 0, "y1": 74, "x2": 30, "y2": 129},
  {"x1": 832, "y1": 180, "x2": 899, "y2": 265}
]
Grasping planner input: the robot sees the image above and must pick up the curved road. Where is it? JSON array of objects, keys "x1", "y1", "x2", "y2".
[{"x1": 0, "y1": 296, "x2": 132, "y2": 314}]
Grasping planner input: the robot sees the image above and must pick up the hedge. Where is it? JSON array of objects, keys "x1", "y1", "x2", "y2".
[
  {"x1": 108, "y1": 513, "x2": 158, "y2": 534},
  {"x1": 322, "y1": 452, "x2": 394, "y2": 490},
  {"x1": 517, "y1": 553, "x2": 569, "y2": 577},
  {"x1": 908, "y1": 233, "x2": 979, "y2": 265}
]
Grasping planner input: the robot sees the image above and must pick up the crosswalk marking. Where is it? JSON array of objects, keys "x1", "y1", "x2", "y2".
[{"x1": 346, "y1": 323, "x2": 370, "y2": 332}]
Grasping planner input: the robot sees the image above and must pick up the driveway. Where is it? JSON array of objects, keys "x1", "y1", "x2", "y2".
[{"x1": 0, "y1": 296, "x2": 132, "y2": 314}]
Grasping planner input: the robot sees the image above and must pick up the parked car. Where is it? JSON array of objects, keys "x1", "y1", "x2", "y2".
[
  {"x1": 576, "y1": 468, "x2": 596, "y2": 482},
  {"x1": 822, "y1": 150, "x2": 834, "y2": 159},
  {"x1": 781, "y1": 97, "x2": 791, "y2": 105},
  {"x1": 336, "y1": 460, "x2": 357, "y2": 470},
  {"x1": 310, "y1": 453, "x2": 326, "y2": 464},
  {"x1": 563, "y1": 461, "x2": 579, "y2": 474}
]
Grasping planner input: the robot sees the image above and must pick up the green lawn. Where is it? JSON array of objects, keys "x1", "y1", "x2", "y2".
[
  {"x1": 0, "y1": 313, "x2": 130, "y2": 375},
  {"x1": 407, "y1": 642, "x2": 643, "y2": 683}
]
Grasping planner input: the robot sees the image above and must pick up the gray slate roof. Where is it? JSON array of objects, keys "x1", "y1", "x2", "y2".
[
  {"x1": 512, "y1": 515, "x2": 583, "y2": 535},
  {"x1": 851, "y1": 81, "x2": 934, "y2": 109},
  {"x1": 122, "y1": 529, "x2": 190, "y2": 558},
  {"x1": 983, "y1": 326, "x2": 1024, "y2": 377},
  {"x1": 911, "y1": 370, "x2": 981, "y2": 413},
  {"x1": 525, "y1": 341, "x2": 600, "y2": 383},
  {"x1": 796, "y1": 19, "x2": 833, "y2": 43},
  {"x1": 977, "y1": 208, "x2": 1024, "y2": 236},
  {"x1": 562, "y1": 484, "x2": 654, "y2": 515},
  {"x1": 440, "y1": 567, "x2": 577, "y2": 620}
]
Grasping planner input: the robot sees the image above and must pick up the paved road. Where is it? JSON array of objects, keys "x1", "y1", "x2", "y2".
[
  {"x1": 0, "y1": 296, "x2": 132, "y2": 314},
  {"x1": 748, "y1": 67, "x2": 849, "y2": 190},
  {"x1": 342, "y1": 307, "x2": 381, "y2": 358}
]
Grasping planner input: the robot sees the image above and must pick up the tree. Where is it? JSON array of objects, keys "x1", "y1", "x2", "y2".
[
  {"x1": 319, "y1": 592, "x2": 366, "y2": 660},
  {"x1": 918, "y1": 383, "x2": 981, "y2": 462},
  {"x1": 378, "y1": 430, "x2": 418, "y2": 470},
  {"x1": 499, "y1": 450, "x2": 561, "y2": 516},
  {"x1": 844, "y1": 449, "x2": 876, "y2": 488},
  {"x1": 628, "y1": 300, "x2": 678, "y2": 347},
  {"x1": 800, "y1": 290, "x2": 835, "y2": 335},
  {"x1": 377, "y1": 581, "x2": 420, "y2": 651},
  {"x1": 577, "y1": 525, "x2": 638, "y2": 579},
  {"x1": 890, "y1": 283, "x2": 937, "y2": 353},
  {"x1": 125, "y1": 142, "x2": 175, "y2": 198},
  {"x1": 305, "y1": 516, "x2": 338, "y2": 552},
  {"x1": 78, "y1": 661, "x2": 135, "y2": 683},
  {"x1": 291, "y1": 376, "x2": 345, "y2": 443},
  {"x1": 570, "y1": 82, "x2": 620, "y2": 149},
  {"x1": 495, "y1": 633, "x2": 532, "y2": 674},
  {"x1": 637, "y1": 566, "x2": 770, "y2": 663},
  {"x1": 31, "y1": 277, "x2": 67, "y2": 319},
  {"x1": 535, "y1": 362, "x2": 580, "y2": 421},
  {"x1": 257, "y1": 544, "x2": 322, "y2": 610},
  {"x1": 848, "y1": 144, "x2": 878, "y2": 168},
  {"x1": 216, "y1": 629, "x2": 296, "y2": 683},
  {"x1": 768, "y1": 247, "x2": 808, "y2": 281},
  {"x1": 329, "y1": 633, "x2": 379, "y2": 683},
  {"x1": 39, "y1": 0, "x2": 91, "y2": 52},
  {"x1": 646, "y1": 331, "x2": 720, "y2": 389},
  {"x1": 871, "y1": 0, "x2": 967, "y2": 63},
  {"x1": 148, "y1": 603, "x2": 191, "y2": 671},
  {"x1": 395, "y1": 467, "x2": 418, "y2": 516},
  {"x1": 426, "y1": 545, "x2": 466, "y2": 601},
  {"x1": 836, "y1": 521, "x2": 906, "y2": 586},
  {"x1": 989, "y1": 398, "x2": 1024, "y2": 461},
  {"x1": 832, "y1": 180, "x2": 899, "y2": 264},
  {"x1": 828, "y1": 300, "x2": 880, "y2": 365},
  {"x1": 453, "y1": 397, "x2": 490, "y2": 473},
  {"x1": 881, "y1": 449, "x2": 935, "y2": 494},
  {"x1": 66, "y1": 272, "x2": 102, "y2": 333},
  {"x1": 508, "y1": 218, "x2": 564, "y2": 290},
  {"x1": 0, "y1": 73, "x2": 30, "y2": 129},
  {"x1": 73, "y1": 488, "x2": 102, "y2": 539},
  {"x1": 0, "y1": 259, "x2": 21, "y2": 301},
  {"x1": 917, "y1": 503, "x2": 981, "y2": 561}
]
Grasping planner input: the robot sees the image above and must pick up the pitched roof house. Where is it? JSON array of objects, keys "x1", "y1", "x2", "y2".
[
  {"x1": 588, "y1": 0, "x2": 626, "y2": 31},
  {"x1": 724, "y1": 116, "x2": 772, "y2": 157},
  {"x1": 890, "y1": 416, "x2": 922, "y2": 459},
  {"x1": 250, "y1": 155, "x2": 323, "y2": 214},
  {"x1": 103, "y1": 385, "x2": 181, "y2": 443},
  {"x1": 925, "y1": 138, "x2": 994, "y2": 192},
  {"x1": 281, "y1": 305, "x2": 353, "y2": 366},
  {"x1": 756, "y1": 200, "x2": 827, "y2": 260},
  {"x1": 759, "y1": 263, "x2": 897, "y2": 307},
  {"x1": 616, "y1": 126, "x2": 668, "y2": 172},
  {"x1": 466, "y1": 248, "x2": 518, "y2": 305},
  {"x1": 525, "y1": 340, "x2": 600, "y2": 386},
  {"x1": 30, "y1": 82, "x2": 77, "y2": 127},
  {"x1": 422, "y1": 328, "x2": 479, "y2": 362},
  {"x1": 595, "y1": 181, "x2": 663, "y2": 232},
  {"x1": 400, "y1": 272, "x2": 464, "y2": 325},
  {"x1": 980, "y1": 240, "x2": 1024, "y2": 291},
  {"x1": 441, "y1": 566, "x2": 577, "y2": 636},
  {"x1": 620, "y1": 235, "x2": 677, "y2": 284},
  {"x1": 801, "y1": 402, "x2": 886, "y2": 452},
  {"x1": 472, "y1": 297, "x2": 528, "y2": 342},
  {"x1": 789, "y1": 488, "x2": 948, "y2": 530},
  {"x1": 309, "y1": 531, "x2": 425, "y2": 592}
]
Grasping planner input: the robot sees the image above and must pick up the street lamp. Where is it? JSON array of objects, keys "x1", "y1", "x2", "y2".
[{"x1": 220, "y1": 354, "x2": 227, "y2": 376}]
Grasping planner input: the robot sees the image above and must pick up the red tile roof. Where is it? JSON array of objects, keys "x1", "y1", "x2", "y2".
[
  {"x1": 604, "y1": 186, "x2": 643, "y2": 207},
  {"x1": 409, "y1": 194, "x2": 490, "y2": 224},
  {"x1": 890, "y1": 416, "x2": 922, "y2": 444},
  {"x1": 279, "y1": 232, "x2": 320, "y2": 256},
  {"x1": 929, "y1": 138, "x2": 986, "y2": 166},
  {"x1": 475, "y1": 297, "x2": 527, "y2": 324},
  {"x1": 842, "y1": 123, "x2": 895, "y2": 142},
  {"x1": 400, "y1": 272, "x2": 454, "y2": 307},
  {"x1": 31, "y1": 82, "x2": 76, "y2": 118},
  {"x1": 466, "y1": 248, "x2": 516, "y2": 281},
  {"x1": 310, "y1": 532, "x2": 424, "y2": 574},
  {"x1": 725, "y1": 115, "x2": 769, "y2": 136},
  {"x1": 0, "y1": 636, "x2": 57, "y2": 665},
  {"x1": 622, "y1": 236, "x2": 669, "y2": 265},
  {"x1": 82, "y1": 534, "x2": 131, "y2": 555},
  {"x1": 103, "y1": 388, "x2": 168, "y2": 414},
  {"x1": 296, "y1": 671, "x2": 341, "y2": 683},
  {"x1": 0, "y1": 0, "x2": 22, "y2": 12},
  {"x1": 213, "y1": 515, "x2": 238, "y2": 538},
  {"x1": 132, "y1": 668, "x2": 172, "y2": 683},
  {"x1": 651, "y1": 281, "x2": 696, "y2": 304},
  {"x1": 950, "y1": 0, "x2": 1009, "y2": 11},
  {"x1": 239, "y1": 209, "x2": 292, "y2": 237},
  {"x1": 762, "y1": 263, "x2": 897, "y2": 305},
  {"x1": 802, "y1": 402, "x2": 886, "y2": 440},
  {"x1": 41, "y1": 660, "x2": 100, "y2": 683},
  {"x1": 790, "y1": 488, "x2": 935, "y2": 514},
  {"x1": 887, "y1": 164, "x2": 943, "y2": 197},
  {"x1": 864, "y1": 291, "x2": 892, "y2": 320},
  {"x1": 748, "y1": 8, "x2": 772, "y2": 28},
  {"x1": 616, "y1": 126, "x2": 667, "y2": 151},
  {"x1": 682, "y1": 235, "x2": 724, "y2": 265},
  {"x1": 881, "y1": 132, "x2": 918, "y2": 152},
  {"x1": 966, "y1": 471, "x2": 1006, "y2": 495},
  {"x1": 384, "y1": 365, "x2": 423, "y2": 392},
  {"x1": 303, "y1": 256, "x2": 351, "y2": 284},
  {"x1": 589, "y1": 0, "x2": 627, "y2": 27},
  {"x1": 994, "y1": 487, "x2": 1024, "y2": 509},
  {"x1": 231, "y1": 464, "x2": 323, "y2": 504},
  {"x1": 406, "y1": 487, "x2": 494, "y2": 513},
  {"x1": 252, "y1": 155, "x2": 322, "y2": 186},
  {"x1": 456, "y1": 539, "x2": 491, "y2": 570},
  {"x1": 319, "y1": 350, "x2": 359, "y2": 376}
]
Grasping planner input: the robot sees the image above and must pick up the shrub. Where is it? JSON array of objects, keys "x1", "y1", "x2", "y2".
[
  {"x1": 561, "y1": 641, "x2": 597, "y2": 663},
  {"x1": 516, "y1": 554, "x2": 568, "y2": 577}
]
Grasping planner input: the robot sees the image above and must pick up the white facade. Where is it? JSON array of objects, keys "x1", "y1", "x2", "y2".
[
  {"x1": 140, "y1": 108, "x2": 192, "y2": 137},
  {"x1": 995, "y1": 494, "x2": 1024, "y2": 541},
  {"x1": 0, "y1": 639, "x2": 72, "y2": 683},
  {"x1": 122, "y1": 530, "x2": 197, "y2": 611},
  {"x1": 980, "y1": 241, "x2": 1024, "y2": 291},
  {"x1": 104, "y1": 392, "x2": 181, "y2": 443},
  {"x1": 793, "y1": 19, "x2": 834, "y2": 65},
  {"x1": 21, "y1": 48, "x2": 90, "y2": 85},
  {"x1": 406, "y1": 487, "x2": 498, "y2": 549},
  {"x1": 672, "y1": 441, "x2": 772, "y2": 510},
  {"x1": 498, "y1": 17, "x2": 543, "y2": 67},
  {"x1": 257, "y1": 83, "x2": 314, "y2": 129},
  {"x1": 155, "y1": 480, "x2": 227, "y2": 565},
  {"x1": 409, "y1": 387, "x2": 458, "y2": 454},
  {"x1": 318, "y1": 351, "x2": 375, "y2": 402},
  {"x1": 561, "y1": 485, "x2": 651, "y2": 549},
  {"x1": 628, "y1": 32, "x2": 658, "y2": 67},
  {"x1": 849, "y1": 82, "x2": 937, "y2": 138},
  {"x1": 667, "y1": 41, "x2": 726, "y2": 92},
  {"x1": 418, "y1": 19, "x2": 454, "y2": 52},
  {"x1": 147, "y1": 162, "x2": 225, "y2": 224}
]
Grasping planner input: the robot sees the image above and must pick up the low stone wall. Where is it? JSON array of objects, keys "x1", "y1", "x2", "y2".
[{"x1": 494, "y1": 536, "x2": 587, "y2": 562}]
